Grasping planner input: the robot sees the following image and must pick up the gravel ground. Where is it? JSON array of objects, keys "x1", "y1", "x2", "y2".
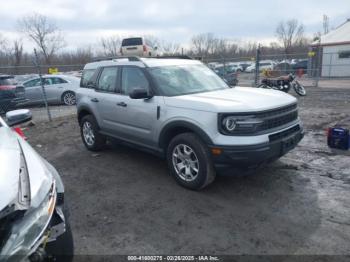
[{"x1": 23, "y1": 87, "x2": 350, "y2": 258}]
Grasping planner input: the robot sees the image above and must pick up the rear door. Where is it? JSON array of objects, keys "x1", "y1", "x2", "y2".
[
  {"x1": 91, "y1": 66, "x2": 122, "y2": 133},
  {"x1": 23, "y1": 78, "x2": 43, "y2": 104}
]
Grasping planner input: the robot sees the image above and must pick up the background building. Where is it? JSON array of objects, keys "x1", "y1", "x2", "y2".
[{"x1": 312, "y1": 19, "x2": 350, "y2": 77}]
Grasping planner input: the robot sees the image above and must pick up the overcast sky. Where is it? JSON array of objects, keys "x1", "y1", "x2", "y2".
[{"x1": 0, "y1": 0, "x2": 349, "y2": 51}]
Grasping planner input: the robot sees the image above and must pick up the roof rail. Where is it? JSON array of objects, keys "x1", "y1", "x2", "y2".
[
  {"x1": 91, "y1": 56, "x2": 143, "y2": 62},
  {"x1": 155, "y1": 55, "x2": 194, "y2": 60}
]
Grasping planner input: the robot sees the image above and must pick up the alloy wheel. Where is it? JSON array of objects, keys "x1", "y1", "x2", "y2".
[{"x1": 172, "y1": 144, "x2": 199, "y2": 182}]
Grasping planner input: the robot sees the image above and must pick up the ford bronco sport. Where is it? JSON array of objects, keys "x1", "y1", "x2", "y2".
[{"x1": 76, "y1": 57, "x2": 303, "y2": 190}]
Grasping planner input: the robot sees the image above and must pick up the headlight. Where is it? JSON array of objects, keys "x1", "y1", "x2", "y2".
[
  {"x1": 223, "y1": 116, "x2": 237, "y2": 131},
  {"x1": 1, "y1": 182, "x2": 56, "y2": 257},
  {"x1": 220, "y1": 115, "x2": 263, "y2": 135}
]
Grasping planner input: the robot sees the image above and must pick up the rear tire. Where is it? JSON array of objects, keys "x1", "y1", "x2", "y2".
[
  {"x1": 80, "y1": 115, "x2": 106, "y2": 151},
  {"x1": 62, "y1": 91, "x2": 76, "y2": 105},
  {"x1": 258, "y1": 83, "x2": 270, "y2": 89},
  {"x1": 167, "y1": 133, "x2": 216, "y2": 190}
]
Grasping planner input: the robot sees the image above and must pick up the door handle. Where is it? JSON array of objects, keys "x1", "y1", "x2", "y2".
[
  {"x1": 91, "y1": 98, "x2": 99, "y2": 102},
  {"x1": 116, "y1": 102, "x2": 127, "y2": 107}
]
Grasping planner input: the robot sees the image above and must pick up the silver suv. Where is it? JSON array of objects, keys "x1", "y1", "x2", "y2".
[{"x1": 76, "y1": 57, "x2": 303, "y2": 190}]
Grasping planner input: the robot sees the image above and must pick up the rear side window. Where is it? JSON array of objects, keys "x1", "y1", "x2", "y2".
[
  {"x1": 52, "y1": 77, "x2": 68, "y2": 84},
  {"x1": 122, "y1": 38, "x2": 143, "y2": 46},
  {"x1": 23, "y1": 78, "x2": 42, "y2": 88},
  {"x1": 80, "y1": 69, "x2": 96, "y2": 88},
  {"x1": 97, "y1": 67, "x2": 118, "y2": 92}
]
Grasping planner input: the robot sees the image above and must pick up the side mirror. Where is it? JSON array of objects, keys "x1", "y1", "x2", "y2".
[
  {"x1": 154, "y1": 46, "x2": 158, "y2": 51},
  {"x1": 6, "y1": 109, "x2": 32, "y2": 127},
  {"x1": 129, "y1": 88, "x2": 152, "y2": 99}
]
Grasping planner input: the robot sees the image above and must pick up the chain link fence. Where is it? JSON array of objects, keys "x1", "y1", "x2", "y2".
[
  {"x1": 1, "y1": 51, "x2": 350, "y2": 118},
  {"x1": 201, "y1": 47, "x2": 350, "y2": 89}
]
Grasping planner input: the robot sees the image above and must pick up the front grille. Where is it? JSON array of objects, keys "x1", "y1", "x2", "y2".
[
  {"x1": 269, "y1": 125, "x2": 301, "y2": 142},
  {"x1": 219, "y1": 103, "x2": 299, "y2": 136},
  {"x1": 260, "y1": 111, "x2": 298, "y2": 130},
  {"x1": 255, "y1": 103, "x2": 297, "y2": 118}
]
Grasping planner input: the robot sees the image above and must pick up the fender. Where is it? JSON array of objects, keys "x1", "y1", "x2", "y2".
[
  {"x1": 159, "y1": 120, "x2": 213, "y2": 149},
  {"x1": 77, "y1": 105, "x2": 93, "y2": 123}
]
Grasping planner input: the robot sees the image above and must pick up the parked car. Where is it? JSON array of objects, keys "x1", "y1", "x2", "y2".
[
  {"x1": 214, "y1": 64, "x2": 242, "y2": 76},
  {"x1": 0, "y1": 109, "x2": 73, "y2": 261},
  {"x1": 120, "y1": 37, "x2": 158, "y2": 57},
  {"x1": 274, "y1": 62, "x2": 294, "y2": 74},
  {"x1": 238, "y1": 62, "x2": 253, "y2": 72},
  {"x1": 246, "y1": 61, "x2": 275, "y2": 73},
  {"x1": 77, "y1": 56, "x2": 303, "y2": 190},
  {"x1": 292, "y1": 59, "x2": 308, "y2": 72},
  {"x1": 223, "y1": 72, "x2": 239, "y2": 86},
  {"x1": 227, "y1": 63, "x2": 244, "y2": 72},
  {"x1": 20, "y1": 75, "x2": 80, "y2": 106},
  {"x1": 0, "y1": 75, "x2": 25, "y2": 114}
]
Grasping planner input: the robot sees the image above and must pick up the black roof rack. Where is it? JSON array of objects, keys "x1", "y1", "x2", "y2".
[
  {"x1": 154, "y1": 55, "x2": 194, "y2": 60},
  {"x1": 91, "y1": 56, "x2": 143, "y2": 62}
]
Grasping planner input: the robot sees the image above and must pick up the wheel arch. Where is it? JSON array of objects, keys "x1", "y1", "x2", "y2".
[
  {"x1": 77, "y1": 106, "x2": 93, "y2": 124},
  {"x1": 159, "y1": 121, "x2": 213, "y2": 151}
]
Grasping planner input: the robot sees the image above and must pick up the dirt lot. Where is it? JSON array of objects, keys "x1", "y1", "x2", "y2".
[{"x1": 24, "y1": 87, "x2": 350, "y2": 257}]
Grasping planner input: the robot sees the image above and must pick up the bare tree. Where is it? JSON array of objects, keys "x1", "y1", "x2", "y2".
[
  {"x1": 18, "y1": 13, "x2": 65, "y2": 64},
  {"x1": 191, "y1": 33, "x2": 218, "y2": 57},
  {"x1": 276, "y1": 19, "x2": 305, "y2": 55},
  {"x1": 143, "y1": 35, "x2": 160, "y2": 49},
  {"x1": 159, "y1": 41, "x2": 180, "y2": 55},
  {"x1": 100, "y1": 35, "x2": 121, "y2": 56},
  {"x1": 13, "y1": 39, "x2": 23, "y2": 68}
]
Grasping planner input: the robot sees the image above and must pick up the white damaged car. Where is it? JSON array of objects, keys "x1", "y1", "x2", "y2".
[{"x1": 0, "y1": 110, "x2": 73, "y2": 261}]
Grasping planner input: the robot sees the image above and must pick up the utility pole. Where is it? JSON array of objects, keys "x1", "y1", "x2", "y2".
[
  {"x1": 33, "y1": 49, "x2": 52, "y2": 122},
  {"x1": 254, "y1": 44, "x2": 261, "y2": 86}
]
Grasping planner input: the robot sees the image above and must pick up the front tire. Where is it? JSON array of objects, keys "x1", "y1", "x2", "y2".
[
  {"x1": 293, "y1": 81, "x2": 306, "y2": 96},
  {"x1": 80, "y1": 115, "x2": 106, "y2": 151},
  {"x1": 167, "y1": 133, "x2": 216, "y2": 190}
]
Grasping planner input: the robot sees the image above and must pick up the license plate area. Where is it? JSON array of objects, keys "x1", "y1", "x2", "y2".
[{"x1": 281, "y1": 136, "x2": 297, "y2": 154}]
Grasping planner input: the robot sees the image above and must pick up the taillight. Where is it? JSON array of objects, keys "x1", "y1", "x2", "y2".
[
  {"x1": 143, "y1": 45, "x2": 147, "y2": 52},
  {"x1": 120, "y1": 48, "x2": 123, "y2": 55},
  {"x1": 12, "y1": 127, "x2": 27, "y2": 140}
]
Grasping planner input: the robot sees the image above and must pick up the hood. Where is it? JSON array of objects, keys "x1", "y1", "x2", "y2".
[
  {"x1": 0, "y1": 127, "x2": 52, "y2": 214},
  {"x1": 164, "y1": 87, "x2": 297, "y2": 113}
]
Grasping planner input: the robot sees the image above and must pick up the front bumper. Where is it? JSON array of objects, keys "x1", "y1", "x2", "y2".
[{"x1": 210, "y1": 124, "x2": 304, "y2": 174}]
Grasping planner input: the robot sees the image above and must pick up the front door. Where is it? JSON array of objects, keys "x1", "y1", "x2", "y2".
[{"x1": 112, "y1": 66, "x2": 159, "y2": 147}]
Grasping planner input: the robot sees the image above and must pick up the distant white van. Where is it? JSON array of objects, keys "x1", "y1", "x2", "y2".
[{"x1": 120, "y1": 37, "x2": 158, "y2": 57}]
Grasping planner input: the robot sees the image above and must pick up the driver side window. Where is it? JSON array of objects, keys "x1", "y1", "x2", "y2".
[{"x1": 121, "y1": 67, "x2": 149, "y2": 95}]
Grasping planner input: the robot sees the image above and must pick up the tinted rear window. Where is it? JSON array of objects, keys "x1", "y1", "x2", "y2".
[{"x1": 122, "y1": 38, "x2": 143, "y2": 46}]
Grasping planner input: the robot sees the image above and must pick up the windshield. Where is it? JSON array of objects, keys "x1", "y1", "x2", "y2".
[{"x1": 148, "y1": 64, "x2": 229, "y2": 96}]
